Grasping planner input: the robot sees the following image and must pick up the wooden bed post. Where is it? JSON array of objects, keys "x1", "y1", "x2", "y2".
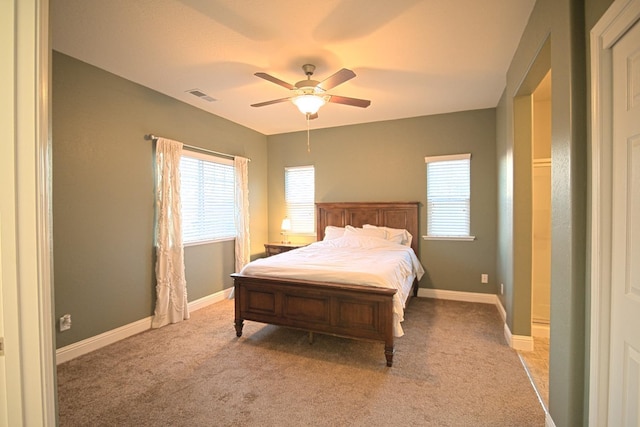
[
  {"x1": 385, "y1": 344, "x2": 395, "y2": 367},
  {"x1": 384, "y1": 291, "x2": 395, "y2": 367},
  {"x1": 234, "y1": 319, "x2": 244, "y2": 337},
  {"x1": 234, "y1": 283, "x2": 244, "y2": 337}
]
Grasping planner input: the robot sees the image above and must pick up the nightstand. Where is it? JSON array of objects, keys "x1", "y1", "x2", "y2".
[{"x1": 264, "y1": 242, "x2": 306, "y2": 257}]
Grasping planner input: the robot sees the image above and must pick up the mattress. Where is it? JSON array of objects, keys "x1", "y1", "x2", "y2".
[{"x1": 239, "y1": 235, "x2": 425, "y2": 336}]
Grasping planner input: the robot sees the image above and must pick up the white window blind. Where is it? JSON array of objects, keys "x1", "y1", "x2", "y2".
[
  {"x1": 425, "y1": 153, "x2": 474, "y2": 240},
  {"x1": 285, "y1": 166, "x2": 315, "y2": 234},
  {"x1": 180, "y1": 151, "x2": 236, "y2": 244}
]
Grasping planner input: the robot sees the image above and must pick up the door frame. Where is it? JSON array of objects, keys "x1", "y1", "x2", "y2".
[
  {"x1": 589, "y1": 0, "x2": 640, "y2": 424},
  {"x1": 1, "y1": 0, "x2": 56, "y2": 425}
]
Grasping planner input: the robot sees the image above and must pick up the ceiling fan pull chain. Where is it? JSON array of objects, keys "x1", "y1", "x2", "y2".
[{"x1": 306, "y1": 113, "x2": 311, "y2": 153}]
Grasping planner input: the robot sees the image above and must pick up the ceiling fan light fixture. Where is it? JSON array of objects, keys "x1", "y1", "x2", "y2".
[{"x1": 292, "y1": 94, "x2": 326, "y2": 115}]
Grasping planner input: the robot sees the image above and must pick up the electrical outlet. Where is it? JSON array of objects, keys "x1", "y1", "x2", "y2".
[
  {"x1": 481, "y1": 274, "x2": 488, "y2": 284},
  {"x1": 500, "y1": 283, "x2": 504, "y2": 295},
  {"x1": 60, "y1": 314, "x2": 72, "y2": 332}
]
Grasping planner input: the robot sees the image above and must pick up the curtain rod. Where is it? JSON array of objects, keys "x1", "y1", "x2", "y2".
[{"x1": 145, "y1": 134, "x2": 250, "y2": 161}]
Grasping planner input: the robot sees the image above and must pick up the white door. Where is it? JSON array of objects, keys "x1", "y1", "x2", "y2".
[{"x1": 610, "y1": 17, "x2": 640, "y2": 426}]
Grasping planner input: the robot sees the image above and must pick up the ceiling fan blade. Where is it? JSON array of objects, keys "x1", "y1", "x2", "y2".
[
  {"x1": 254, "y1": 72, "x2": 295, "y2": 90},
  {"x1": 251, "y1": 97, "x2": 292, "y2": 107},
  {"x1": 328, "y1": 95, "x2": 371, "y2": 108},
  {"x1": 308, "y1": 113, "x2": 319, "y2": 120},
  {"x1": 317, "y1": 68, "x2": 356, "y2": 91}
]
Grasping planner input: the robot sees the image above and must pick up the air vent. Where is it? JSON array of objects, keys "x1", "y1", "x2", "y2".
[{"x1": 186, "y1": 89, "x2": 216, "y2": 102}]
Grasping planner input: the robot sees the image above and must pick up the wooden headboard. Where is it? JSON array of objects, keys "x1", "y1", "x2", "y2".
[{"x1": 316, "y1": 202, "x2": 420, "y2": 255}]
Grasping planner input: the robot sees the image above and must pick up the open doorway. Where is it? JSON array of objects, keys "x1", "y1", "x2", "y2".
[
  {"x1": 511, "y1": 37, "x2": 552, "y2": 410},
  {"x1": 531, "y1": 70, "x2": 551, "y2": 338},
  {"x1": 523, "y1": 69, "x2": 552, "y2": 408}
]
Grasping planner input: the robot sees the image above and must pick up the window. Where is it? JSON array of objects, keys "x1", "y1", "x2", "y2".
[
  {"x1": 180, "y1": 151, "x2": 236, "y2": 244},
  {"x1": 424, "y1": 153, "x2": 475, "y2": 241},
  {"x1": 284, "y1": 166, "x2": 315, "y2": 234}
]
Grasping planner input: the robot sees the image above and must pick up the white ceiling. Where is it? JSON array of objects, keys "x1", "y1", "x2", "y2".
[{"x1": 51, "y1": 0, "x2": 535, "y2": 135}]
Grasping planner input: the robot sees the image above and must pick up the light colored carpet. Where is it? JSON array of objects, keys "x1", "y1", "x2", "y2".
[{"x1": 57, "y1": 297, "x2": 545, "y2": 426}]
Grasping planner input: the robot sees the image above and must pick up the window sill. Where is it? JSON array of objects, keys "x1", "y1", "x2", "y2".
[
  {"x1": 184, "y1": 237, "x2": 235, "y2": 247},
  {"x1": 422, "y1": 235, "x2": 476, "y2": 242}
]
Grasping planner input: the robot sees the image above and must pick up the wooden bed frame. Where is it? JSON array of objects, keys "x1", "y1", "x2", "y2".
[{"x1": 231, "y1": 202, "x2": 420, "y2": 367}]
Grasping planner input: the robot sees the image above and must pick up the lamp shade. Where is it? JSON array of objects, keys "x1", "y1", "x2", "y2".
[
  {"x1": 281, "y1": 217, "x2": 292, "y2": 231},
  {"x1": 292, "y1": 94, "x2": 326, "y2": 115}
]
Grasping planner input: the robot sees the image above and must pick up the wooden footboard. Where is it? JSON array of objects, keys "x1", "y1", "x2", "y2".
[{"x1": 231, "y1": 273, "x2": 398, "y2": 366}]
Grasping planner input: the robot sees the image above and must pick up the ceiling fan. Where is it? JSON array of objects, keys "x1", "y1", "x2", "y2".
[{"x1": 251, "y1": 64, "x2": 371, "y2": 119}]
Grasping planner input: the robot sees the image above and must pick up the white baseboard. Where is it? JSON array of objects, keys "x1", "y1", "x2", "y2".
[
  {"x1": 56, "y1": 315, "x2": 153, "y2": 365},
  {"x1": 56, "y1": 287, "x2": 233, "y2": 365},
  {"x1": 509, "y1": 329, "x2": 534, "y2": 351},
  {"x1": 418, "y1": 288, "x2": 499, "y2": 305},
  {"x1": 545, "y1": 411, "x2": 556, "y2": 427},
  {"x1": 532, "y1": 322, "x2": 550, "y2": 338},
  {"x1": 58, "y1": 287, "x2": 535, "y2": 363},
  {"x1": 491, "y1": 295, "x2": 535, "y2": 350},
  {"x1": 503, "y1": 323, "x2": 513, "y2": 348},
  {"x1": 495, "y1": 297, "x2": 507, "y2": 323},
  {"x1": 188, "y1": 287, "x2": 233, "y2": 311},
  {"x1": 422, "y1": 289, "x2": 534, "y2": 351}
]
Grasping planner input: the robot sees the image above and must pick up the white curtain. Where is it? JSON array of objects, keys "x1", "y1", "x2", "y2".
[
  {"x1": 152, "y1": 138, "x2": 189, "y2": 328},
  {"x1": 234, "y1": 156, "x2": 251, "y2": 272}
]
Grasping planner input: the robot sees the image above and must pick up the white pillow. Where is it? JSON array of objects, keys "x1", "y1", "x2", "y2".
[
  {"x1": 344, "y1": 225, "x2": 387, "y2": 240},
  {"x1": 400, "y1": 229, "x2": 413, "y2": 247},
  {"x1": 387, "y1": 227, "x2": 412, "y2": 246},
  {"x1": 363, "y1": 224, "x2": 412, "y2": 246},
  {"x1": 323, "y1": 226, "x2": 345, "y2": 240}
]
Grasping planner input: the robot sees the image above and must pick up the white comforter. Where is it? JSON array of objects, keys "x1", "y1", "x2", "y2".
[{"x1": 239, "y1": 235, "x2": 425, "y2": 336}]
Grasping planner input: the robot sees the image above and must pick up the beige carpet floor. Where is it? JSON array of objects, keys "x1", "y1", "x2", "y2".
[{"x1": 57, "y1": 297, "x2": 545, "y2": 426}]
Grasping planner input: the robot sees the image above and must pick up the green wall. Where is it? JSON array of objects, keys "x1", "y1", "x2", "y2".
[
  {"x1": 53, "y1": 50, "x2": 499, "y2": 350},
  {"x1": 53, "y1": 1, "x2": 618, "y2": 419},
  {"x1": 496, "y1": 0, "x2": 614, "y2": 425},
  {"x1": 267, "y1": 109, "x2": 498, "y2": 295},
  {"x1": 40, "y1": 0, "x2": 622, "y2": 421},
  {"x1": 52, "y1": 51, "x2": 268, "y2": 348},
  {"x1": 52, "y1": 52, "x2": 498, "y2": 348},
  {"x1": 496, "y1": 0, "x2": 586, "y2": 423}
]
